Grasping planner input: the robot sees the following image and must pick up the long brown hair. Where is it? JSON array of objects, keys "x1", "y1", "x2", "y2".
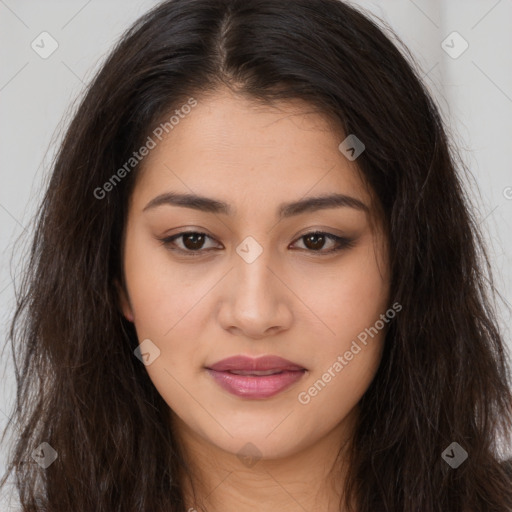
[{"x1": 1, "y1": 0, "x2": 512, "y2": 510}]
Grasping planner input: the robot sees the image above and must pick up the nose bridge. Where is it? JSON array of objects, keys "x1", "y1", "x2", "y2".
[
  {"x1": 234, "y1": 236, "x2": 276, "y2": 305},
  {"x1": 217, "y1": 234, "x2": 292, "y2": 337}
]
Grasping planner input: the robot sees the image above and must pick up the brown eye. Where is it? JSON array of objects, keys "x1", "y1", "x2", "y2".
[
  {"x1": 292, "y1": 231, "x2": 355, "y2": 253},
  {"x1": 302, "y1": 233, "x2": 327, "y2": 250},
  {"x1": 160, "y1": 231, "x2": 220, "y2": 254},
  {"x1": 181, "y1": 232, "x2": 206, "y2": 250}
]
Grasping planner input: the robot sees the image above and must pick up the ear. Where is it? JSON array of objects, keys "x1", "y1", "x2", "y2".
[{"x1": 115, "y1": 278, "x2": 134, "y2": 322}]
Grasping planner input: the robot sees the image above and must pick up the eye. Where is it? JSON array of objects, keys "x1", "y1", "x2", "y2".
[
  {"x1": 158, "y1": 230, "x2": 355, "y2": 256},
  {"x1": 159, "y1": 231, "x2": 220, "y2": 255},
  {"x1": 290, "y1": 231, "x2": 355, "y2": 253}
]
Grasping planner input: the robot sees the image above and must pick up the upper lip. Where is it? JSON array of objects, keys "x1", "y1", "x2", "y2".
[{"x1": 206, "y1": 355, "x2": 306, "y2": 372}]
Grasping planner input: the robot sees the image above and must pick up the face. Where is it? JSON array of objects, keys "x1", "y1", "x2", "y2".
[{"x1": 119, "y1": 87, "x2": 391, "y2": 462}]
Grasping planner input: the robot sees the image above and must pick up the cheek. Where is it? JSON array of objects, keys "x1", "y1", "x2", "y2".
[
  {"x1": 297, "y1": 241, "x2": 389, "y2": 409},
  {"x1": 123, "y1": 237, "x2": 206, "y2": 400},
  {"x1": 296, "y1": 336, "x2": 384, "y2": 430},
  {"x1": 305, "y1": 242, "x2": 389, "y2": 346},
  {"x1": 123, "y1": 227, "x2": 200, "y2": 336},
  {"x1": 295, "y1": 248, "x2": 389, "y2": 417}
]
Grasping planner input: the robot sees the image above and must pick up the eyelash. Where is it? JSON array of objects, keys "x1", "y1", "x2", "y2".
[{"x1": 157, "y1": 230, "x2": 355, "y2": 257}]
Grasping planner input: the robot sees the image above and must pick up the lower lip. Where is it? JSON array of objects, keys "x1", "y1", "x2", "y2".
[{"x1": 206, "y1": 369, "x2": 306, "y2": 399}]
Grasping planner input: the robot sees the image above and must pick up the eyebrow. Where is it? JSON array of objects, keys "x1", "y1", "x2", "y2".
[{"x1": 142, "y1": 191, "x2": 369, "y2": 218}]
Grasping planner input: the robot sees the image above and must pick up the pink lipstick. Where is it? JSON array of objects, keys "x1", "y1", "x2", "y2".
[{"x1": 205, "y1": 355, "x2": 306, "y2": 399}]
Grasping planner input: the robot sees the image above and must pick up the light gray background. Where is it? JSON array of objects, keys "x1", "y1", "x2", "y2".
[{"x1": 1, "y1": 1, "x2": 511, "y2": 508}]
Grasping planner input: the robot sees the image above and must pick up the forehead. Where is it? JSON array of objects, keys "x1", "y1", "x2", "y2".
[{"x1": 130, "y1": 88, "x2": 374, "y2": 216}]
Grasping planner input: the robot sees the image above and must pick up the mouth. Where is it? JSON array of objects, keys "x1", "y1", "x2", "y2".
[
  {"x1": 226, "y1": 369, "x2": 289, "y2": 376},
  {"x1": 205, "y1": 355, "x2": 307, "y2": 399},
  {"x1": 206, "y1": 354, "x2": 306, "y2": 372}
]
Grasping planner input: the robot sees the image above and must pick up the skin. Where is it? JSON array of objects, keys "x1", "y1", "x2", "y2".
[{"x1": 118, "y1": 87, "x2": 391, "y2": 512}]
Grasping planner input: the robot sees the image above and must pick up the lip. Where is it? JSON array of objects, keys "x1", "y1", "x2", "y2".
[
  {"x1": 205, "y1": 355, "x2": 307, "y2": 399},
  {"x1": 206, "y1": 355, "x2": 306, "y2": 372}
]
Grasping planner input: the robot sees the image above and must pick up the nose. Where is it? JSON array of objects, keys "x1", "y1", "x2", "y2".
[{"x1": 216, "y1": 246, "x2": 293, "y2": 339}]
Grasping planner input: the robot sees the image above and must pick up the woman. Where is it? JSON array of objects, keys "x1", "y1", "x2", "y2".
[{"x1": 1, "y1": 0, "x2": 511, "y2": 510}]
